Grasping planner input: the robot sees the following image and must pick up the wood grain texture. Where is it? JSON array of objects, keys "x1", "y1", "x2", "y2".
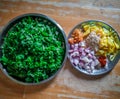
[{"x1": 0, "y1": 0, "x2": 120, "y2": 99}]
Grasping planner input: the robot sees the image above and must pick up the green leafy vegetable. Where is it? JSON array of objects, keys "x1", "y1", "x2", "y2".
[{"x1": 0, "y1": 16, "x2": 65, "y2": 83}]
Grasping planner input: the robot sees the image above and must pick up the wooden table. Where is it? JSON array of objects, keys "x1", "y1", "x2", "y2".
[{"x1": 0, "y1": 0, "x2": 120, "y2": 99}]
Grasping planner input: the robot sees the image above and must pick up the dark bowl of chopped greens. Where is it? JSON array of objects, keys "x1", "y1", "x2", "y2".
[{"x1": 0, "y1": 13, "x2": 68, "y2": 85}]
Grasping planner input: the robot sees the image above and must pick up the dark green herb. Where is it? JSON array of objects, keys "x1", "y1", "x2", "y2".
[{"x1": 0, "y1": 17, "x2": 65, "y2": 83}]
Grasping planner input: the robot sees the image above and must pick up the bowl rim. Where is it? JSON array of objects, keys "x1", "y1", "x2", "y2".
[
  {"x1": 0, "y1": 13, "x2": 68, "y2": 85},
  {"x1": 67, "y1": 20, "x2": 120, "y2": 76}
]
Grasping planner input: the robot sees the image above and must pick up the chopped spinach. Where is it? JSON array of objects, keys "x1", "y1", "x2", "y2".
[{"x1": 0, "y1": 16, "x2": 65, "y2": 83}]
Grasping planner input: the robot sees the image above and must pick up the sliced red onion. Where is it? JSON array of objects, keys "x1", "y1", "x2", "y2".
[
  {"x1": 92, "y1": 55, "x2": 97, "y2": 60},
  {"x1": 79, "y1": 47, "x2": 85, "y2": 52},
  {"x1": 70, "y1": 53, "x2": 75, "y2": 58},
  {"x1": 79, "y1": 41, "x2": 86, "y2": 47},
  {"x1": 74, "y1": 47, "x2": 78, "y2": 51},
  {"x1": 69, "y1": 40, "x2": 100, "y2": 73},
  {"x1": 81, "y1": 57, "x2": 90, "y2": 63},
  {"x1": 79, "y1": 60, "x2": 85, "y2": 66},
  {"x1": 86, "y1": 66, "x2": 90, "y2": 70},
  {"x1": 84, "y1": 48, "x2": 90, "y2": 53},
  {"x1": 94, "y1": 59, "x2": 100, "y2": 66},
  {"x1": 73, "y1": 59, "x2": 79, "y2": 66},
  {"x1": 87, "y1": 53, "x2": 93, "y2": 59},
  {"x1": 72, "y1": 51, "x2": 79, "y2": 57},
  {"x1": 74, "y1": 43, "x2": 79, "y2": 47},
  {"x1": 81, "y1": 51, "x2": 86, "y2": 56},
  {"x1": 68, "y1": 49, "x2": 74, "y2": 54},
  {"x1": 84, "y1": 62, "x2": 90, "y2": 67},
  {"x1": 90, "y1": 51, "x2": 95, "y2": 55},
  {"x1": 70, "y1": 44, "x2": 74, "y2": 49},
  {"x1": 91, "y1": 65, "x2": 95, "y2": 70},
  {"x1": 91, "y1": 61, "x2": 95, "y2": 67}
]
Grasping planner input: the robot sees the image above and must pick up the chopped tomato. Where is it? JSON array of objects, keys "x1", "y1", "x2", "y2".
[{"x1": 98, "y1": 56, "x2": 106, "y2": 67}]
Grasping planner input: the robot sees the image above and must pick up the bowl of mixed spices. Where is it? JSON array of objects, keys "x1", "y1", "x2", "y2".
[{"x1": 68, "y1": 20, "x2": 120, "y2": 75}]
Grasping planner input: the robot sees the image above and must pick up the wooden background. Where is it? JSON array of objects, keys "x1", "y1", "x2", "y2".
[{"x1": 0, "y1": 0, "x2": 120, "y2": 99}]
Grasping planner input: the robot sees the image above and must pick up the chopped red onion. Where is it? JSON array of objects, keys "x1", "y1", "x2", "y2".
[
  {"x1": 74, "y1": 43, "x2": 79, "y2": 47},
  {"x1": 69, "y1": 41, "x2": 100, "y2": 73},
  {"x1": 79, "y1": 47, "x2": 85, "y2": 52},
  {"x1": 73, "y1": 59, "x2": 79, "y2": 66},
  {"x1": 81, "y1": 51, "x2": 86, "y2": 56},
  {"x1": 84, "y1": 48, "x2": 90, "y2": 53},
  {"x1": 79, "y1": 41, "x2": 86, "y2": 47},
  {"x1": 68, "y1": 49, "x2": 74, "y2": 54},
  {"x1": 87, "y1": 53, "x2": 93, "y2": 58},
  {"x1": 70, "y1": 44, "x2": 74, "y2": 49}
]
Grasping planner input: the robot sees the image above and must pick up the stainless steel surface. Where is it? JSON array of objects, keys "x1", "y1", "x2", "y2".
[{"x1": 68, "y1": 20, "x2": 120, "y2": 76}]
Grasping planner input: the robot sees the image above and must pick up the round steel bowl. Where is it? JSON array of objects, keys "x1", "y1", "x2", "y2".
[
  {"x1": 0, "y1": 13, "x2": 68, "y2": 85},
  {"x1": 68, "y1": 20, "x2": 120, "y2": 76}
]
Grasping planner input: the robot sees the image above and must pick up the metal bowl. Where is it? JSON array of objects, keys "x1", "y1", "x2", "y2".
[
  {"x1": 0, "y1": 13, "x2": 68, "y2": 85},
  {"x1": 68, "y1": 20, "x2": 120, "y2": 76}
]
